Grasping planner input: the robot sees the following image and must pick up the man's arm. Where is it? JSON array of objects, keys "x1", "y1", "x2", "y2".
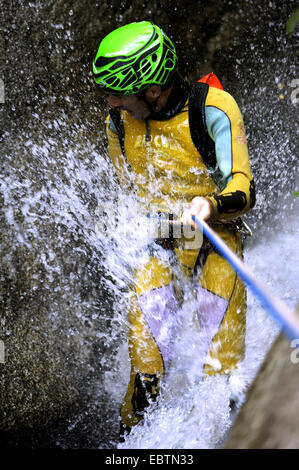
[
  {"x1": 181, "y1": 88, "x2": 255, "y2": 225},
  {"x1": 204, "y1": 87, "x2": 256, "y2": 220}
]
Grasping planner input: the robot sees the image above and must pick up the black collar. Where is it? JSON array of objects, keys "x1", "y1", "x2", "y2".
[{"x1": 149, "y1": 75, "x2": 190, "y2": 121}]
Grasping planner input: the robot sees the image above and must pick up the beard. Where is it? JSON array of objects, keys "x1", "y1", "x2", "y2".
[{"x1": 123, "y1": 98, "x2": 152, "y2": 120}]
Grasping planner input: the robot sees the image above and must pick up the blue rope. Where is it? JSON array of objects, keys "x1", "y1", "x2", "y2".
[{"x1": 192, "y1": 216, "x2": 299, "y2": 341}]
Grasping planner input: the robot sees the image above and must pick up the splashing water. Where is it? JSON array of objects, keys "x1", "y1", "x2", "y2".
[
  {"x1": 112, "y1": 215, "x2": 298, "y2": 449},
  {"x1": 100, "y1": 181, "x2": 298, "y2": 449},
  {"x1": 1, "y1": 102, "x2": 297, "y2": 448},
  {"x1": 1, "y1": 0, "x2": 298, "y2": 449}
]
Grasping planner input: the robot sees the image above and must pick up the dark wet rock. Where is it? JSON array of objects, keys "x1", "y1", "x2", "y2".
[
  {"x1": 225, "y1": 325, "x2": 299, "y2": 448},
  {"x1": 0, "y1": 0, "x2": 298, "y2": 448}
]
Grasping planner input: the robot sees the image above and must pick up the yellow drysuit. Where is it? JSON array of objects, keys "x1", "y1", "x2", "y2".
[{"x1": 106, "y1": 84, "x2": 255, "y2": 431}]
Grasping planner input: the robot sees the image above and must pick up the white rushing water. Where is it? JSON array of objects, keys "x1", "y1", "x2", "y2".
[
  {"x1": 101, "y1": 198, "x2": 298, "y2": 449},
  {"x1": 1, "y1": 0, "x2": 298, "y2": 449}
]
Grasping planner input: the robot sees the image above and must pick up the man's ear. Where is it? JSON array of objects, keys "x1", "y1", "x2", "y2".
[{"x1": 145, "y1": 85, "x2": 162, "y2": 102}]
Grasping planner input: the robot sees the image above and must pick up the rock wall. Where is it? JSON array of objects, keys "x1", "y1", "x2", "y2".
[
  {"x1": 225, "y1": 328, "x2": 299, "y2": 448},
  {"x1": 0, "y1": 0, "x2": 298, "y2": 448}
]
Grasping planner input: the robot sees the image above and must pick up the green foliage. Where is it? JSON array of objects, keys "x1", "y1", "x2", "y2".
[{"x1": 287, "y1": 9, "x2": 299, "y2": 35}]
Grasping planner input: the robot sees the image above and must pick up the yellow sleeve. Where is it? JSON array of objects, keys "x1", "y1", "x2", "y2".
[{"x1": 204, "y1": 87, "x2": 256, "y2": 220}]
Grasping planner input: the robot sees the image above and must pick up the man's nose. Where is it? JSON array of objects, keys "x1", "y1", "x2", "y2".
[{"x1": 108, "y1": 94, "x2": 122, "y2": 107}]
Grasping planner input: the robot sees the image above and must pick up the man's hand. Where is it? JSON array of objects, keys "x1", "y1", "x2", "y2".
[{"x1": 180, "y1": 197, "x2": 214, "y2": 228}]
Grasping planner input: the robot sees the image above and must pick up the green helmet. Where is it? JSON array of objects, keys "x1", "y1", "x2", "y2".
[{"x1": 92, "y1": 21, "x2": 178, "y2": 95}]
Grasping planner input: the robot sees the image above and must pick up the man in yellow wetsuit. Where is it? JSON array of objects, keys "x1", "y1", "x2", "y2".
[{"x1": 92, "y1": 21, "x2": 256, "y2": 439}]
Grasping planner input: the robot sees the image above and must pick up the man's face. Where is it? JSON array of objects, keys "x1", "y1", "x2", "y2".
[{"x1": 108, "y1": 93, "x2": 152, "y2": 120}]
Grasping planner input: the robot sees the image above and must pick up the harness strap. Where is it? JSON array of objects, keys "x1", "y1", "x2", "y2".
[
  {"x1": 109, "y1": 107, "x2": 126, "y2": 157},
  {"x1": 188, "y1": 82, "x2": 217, "y2": 173}
]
